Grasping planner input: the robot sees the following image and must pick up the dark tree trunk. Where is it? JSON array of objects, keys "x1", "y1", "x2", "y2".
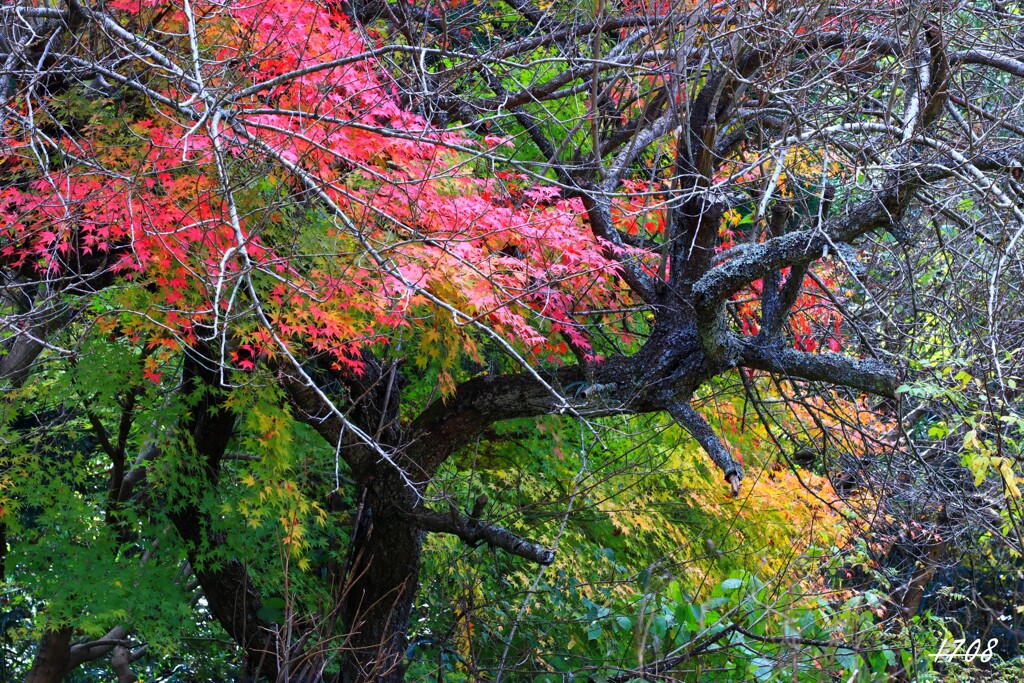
[
  {"x1": 337, "y1": 486, "x2": 424, "y2": 683},
  {"x1": 23, "y1": 627, "x2": 72, "y2": 683}
]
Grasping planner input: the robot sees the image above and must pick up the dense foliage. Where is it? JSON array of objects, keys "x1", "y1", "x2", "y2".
[{"x1": 4, "y1": 0, "x2": 1024, "y2": 681}]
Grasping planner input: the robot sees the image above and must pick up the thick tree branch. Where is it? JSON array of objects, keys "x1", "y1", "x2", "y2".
[
  {"x1": 694, "y1": 190, "x2": 901, "y2": 312},
  {"x1": 760, "y1": 187, "x2": 833, "y2": 341},
  {"x1": 407, "y1": 355, "x2": 651, "y2": 474},
  {"x1": 66, "y1": 627, "x2": 129, "y2": 670},
  {"x1": 952, "y1": 49, "x2": 1024, "y2": 78},
  {"x1": 739, "y1": 340, "x2": 899, "y2": 398}
]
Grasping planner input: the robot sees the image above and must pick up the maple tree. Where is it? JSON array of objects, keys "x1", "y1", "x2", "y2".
[{"x1": 4, "y1": 0, "x2": 1024, "y2": 680}]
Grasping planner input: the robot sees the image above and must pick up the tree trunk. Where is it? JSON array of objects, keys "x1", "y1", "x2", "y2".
[
  {"x1": 24, "y1": 627, "x2": 72, "y2": 683},
  {"x1": 338, "y1": 484, "x2": 424, "y2": 683}
]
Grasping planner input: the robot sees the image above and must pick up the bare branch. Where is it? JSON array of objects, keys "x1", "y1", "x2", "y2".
[
  {"x1": 406, "y1": 506, "x2": 555, "y2": 565},
  {"x1": 667, "y1": 401, "x2": 743, "y2": 494}
]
